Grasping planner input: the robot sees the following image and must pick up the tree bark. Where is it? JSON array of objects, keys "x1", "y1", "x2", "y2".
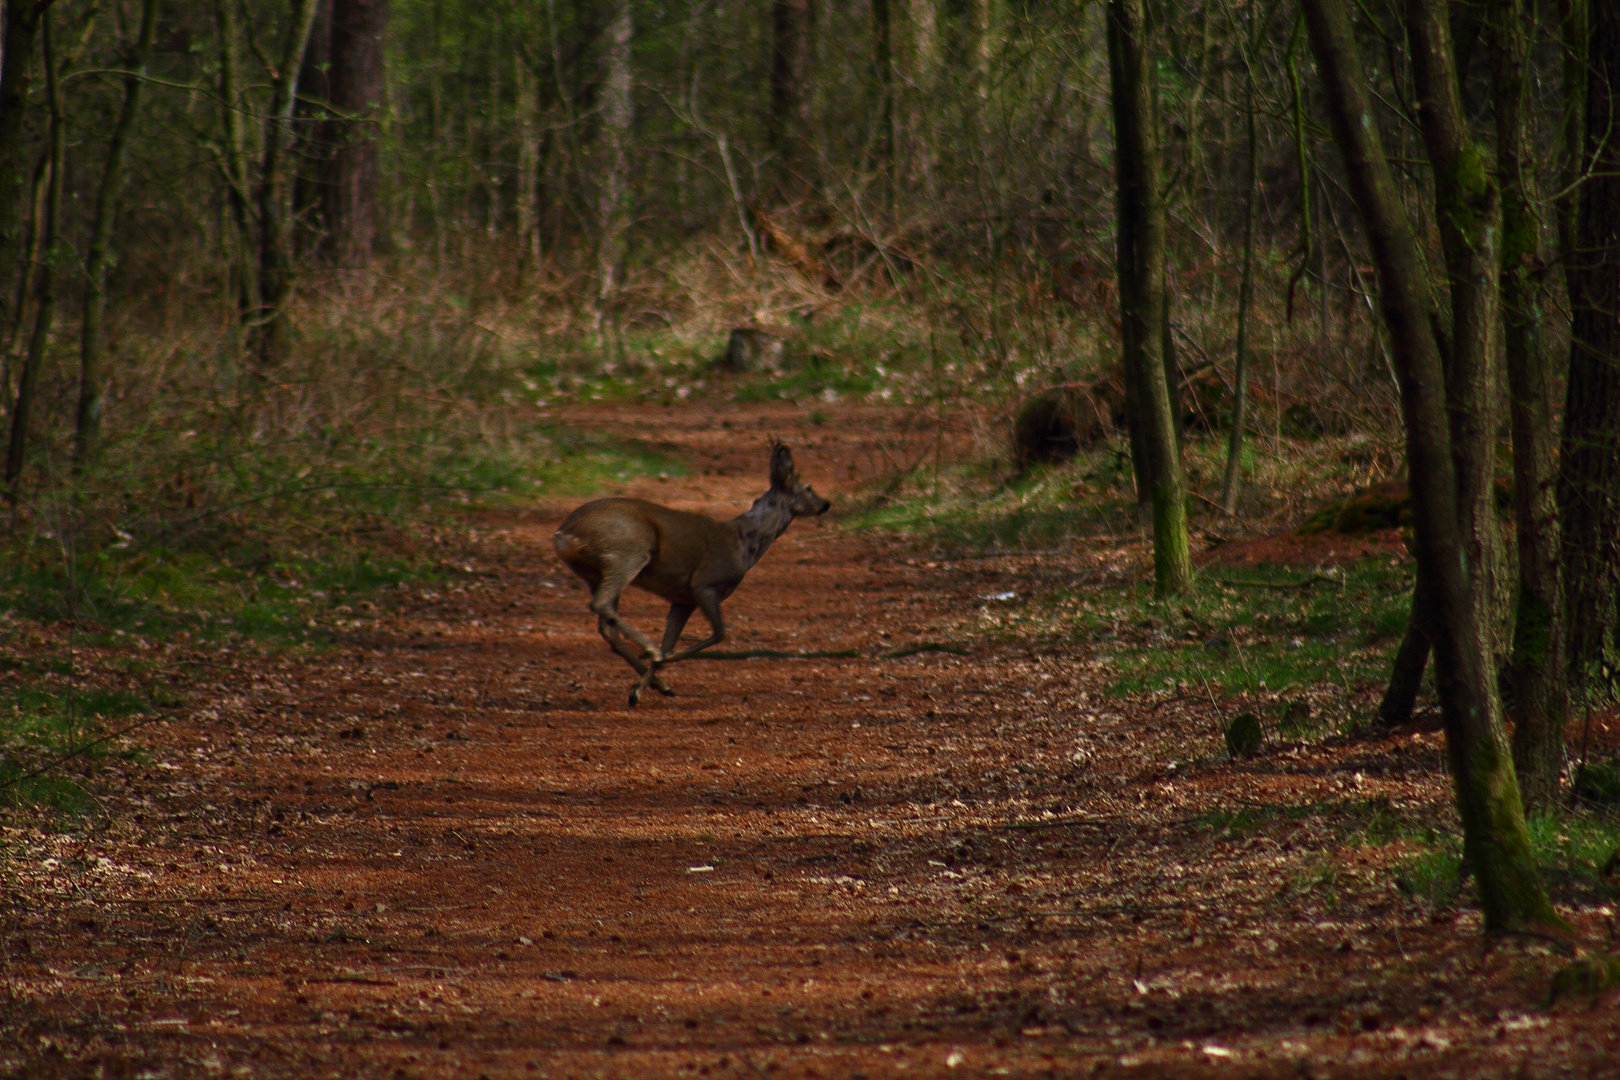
[
  {"x1": 1489, "y1": 0, "x2": 1567, "y2": 811},
  {"x1": 74, "y1": 0, "x2": 160, "y2": 470},
  {"x1": 1107, "y1": 0, "x2": 1190, "y2": 595},
  {"x1": 1554, "y1": 0, "x2": 1586, "y2": 307},
  {"x1": 4, "y1": 8, "x2": 61, "y2": 505},
  {"x1": 1302, "y1": 0, "x2": 1561, "y2": 935},
  {"x1": 1221, "y1": 13, "x2": 1258, "y2": 514},
  {"x1": 0, "y1": 1, "x2": 57, "y2": 343},
  {"x1": 770, "y1": 0, "x2": 814, "y2": 195},
  {"x1": 1380, "y1": 576, "x2": 1432, "y2": 726},
  {"x1": 215, "y1": 0, "x2": 258, "y2": 343},
  {"x1": 321, "y1": 0, "x2": 390, "y2": 268},
  {"x1": 595, "y1": 0, "x2": 633, "y2": 335},
  {"x1": 256, "y1": 0, "x2": 323, "y2": 366},
  {"x1": 1559, "y1": 0, "x2": 1620, "y2": 690},
  {"x1": 873, "y1": 0, "x2": 894, "y2": 198}
]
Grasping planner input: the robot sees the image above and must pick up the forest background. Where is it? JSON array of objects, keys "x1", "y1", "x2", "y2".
[{"x1": 0, "y1": 0, "x2": 1617, "y2": 959}]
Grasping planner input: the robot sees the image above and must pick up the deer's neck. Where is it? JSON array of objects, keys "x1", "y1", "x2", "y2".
[{"x1": 732, "y1": 491, "x2": 795, "y2": 569}]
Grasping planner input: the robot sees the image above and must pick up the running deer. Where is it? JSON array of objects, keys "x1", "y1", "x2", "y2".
[{"x1": 553, "y1": 442, "x2": 831, "y2": 705}]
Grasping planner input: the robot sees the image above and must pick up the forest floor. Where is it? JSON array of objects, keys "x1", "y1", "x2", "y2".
[{"x1": 2, "y1": 401, "x2": 1618, "y2": 1079}]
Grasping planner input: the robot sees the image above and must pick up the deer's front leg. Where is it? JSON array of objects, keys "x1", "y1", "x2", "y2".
[{"x1": 658, "y1": 591, "x2": 727, "y2": 664}]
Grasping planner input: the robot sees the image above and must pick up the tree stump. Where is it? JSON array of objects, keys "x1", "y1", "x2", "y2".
[
  {"x1": 1011, "y1": 383, "x2": 1120, "y2": 467},
  {"x1": 720, "y1": 329, "x2": 787, "y2": 373},
  {"x1": 1225, "y1": 712, "x2": 1264, "y2": 758}
]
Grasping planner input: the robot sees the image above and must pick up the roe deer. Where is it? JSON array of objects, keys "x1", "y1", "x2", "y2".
[{"x1": 553, "y1": 442, "x2": 831, "y2": 705}]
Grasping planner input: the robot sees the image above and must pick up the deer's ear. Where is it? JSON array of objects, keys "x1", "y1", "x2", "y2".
[{"x1": 770, "y1": 443, "x2": 797, "y2": 488}]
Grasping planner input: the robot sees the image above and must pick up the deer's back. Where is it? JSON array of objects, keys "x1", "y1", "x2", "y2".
[{"x1": 554, "y1": 498, "x2": 743, "y2": 603}]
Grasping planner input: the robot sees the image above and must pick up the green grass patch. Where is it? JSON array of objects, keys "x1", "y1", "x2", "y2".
[
  {"x1": 0, "y1": 684, "x2": 156, "y2": 814},
  {"x1": 1529, "y1": 813, "x2": 1620, "y2": 891},
  {"x1": 1065, "y1": 559, "x2": 1413, "y2": 701},
  {"x1": 731, "y1": 361, "x2": 880, "y2": 404},
  {"x1": 848, "y1": 454, "x2": 1138, "y2": 551},
  {"x1": 1391, "y1": 812, "x2": 1620, "y2": 910}
]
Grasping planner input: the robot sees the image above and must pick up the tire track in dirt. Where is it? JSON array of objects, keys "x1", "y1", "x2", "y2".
[{"x1": 3, "y1": 403, "x2": 1618, "y2": 1079}]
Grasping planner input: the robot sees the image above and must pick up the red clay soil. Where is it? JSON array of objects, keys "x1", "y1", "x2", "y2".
[
  {"x1": 2, "y1": 402, "x2": 1617, "y2": 1080},
  {"x1": 1197, "y1": 528, "x2": 1409, "y2": 570}
]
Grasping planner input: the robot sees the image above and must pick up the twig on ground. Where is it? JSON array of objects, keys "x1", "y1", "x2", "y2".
[
  {"x1": 1211, "y1": 573, "x2": 1337, "y2": 590},
  {"x1": 688, "y1": 643, "x2": 971, "y2": 661},
  {"x1": 0, "y1": 712, "x2": 171, "y2": 794}
]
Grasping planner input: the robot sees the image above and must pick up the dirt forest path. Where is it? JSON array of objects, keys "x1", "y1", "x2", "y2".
[{"x1": 3, "y1": 403, "x2": 1617, "y2": 1079}]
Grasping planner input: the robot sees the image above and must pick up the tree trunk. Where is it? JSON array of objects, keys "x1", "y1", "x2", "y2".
[
  {"x1": 515, "y1": 50, "x2": 540, "y2": 265},
  {"x1": 1302, "y1": 0, "x2": 1561, "y2": 935},
  {"x1": 215, "y1": 0, "x2": 258, "y2": 344},
  {"x1": 908, "y1": 0, "x2": 940, "y2": 201},
  {"x1": 1107, "y1": 0, "x2": 1190, "y2": 595},
  {"x1": 873, "y1": 0, "x2": 893, "y2": 199},
  {"x1": 1380, "y1": 576, "x2": 1432, "y2": 726},
  {"x1": 256, "y1": 0, "x2": 323, "y2": 366},
  {"x1": 4, "y1": 8, "x2": 61, "y2": 506},
  {"x1": 1559, "y1": 0, "x2": 1620, "y2": 690},
  {"x1": 595, "y1": 0, "x2": 633, "y2": 336},
  {"x1": 1409, "y1": 0, "x2": 1509, "y2": 680},
  {"x1": 1554, "y1": 0, "x2": 1586, "y2": 307},
  {"x1": 1221, "y1": 18, "x2": 1258, "y2": 514},
  {"x1": 74, "y1": 0, "x2": 160, "y2": 470},
  {"x1": 0, "y1": 1, "x2": 56, "y2": 343},
  {"x1": 1490, "y1": 0, "x2": 1567, "y2": 812},
  {"x1": 770, "y1": 0, "x2": 813, "y2": 195},
  {"x1": 322, "y1": 0, "x2": 390, "y2": 268}
]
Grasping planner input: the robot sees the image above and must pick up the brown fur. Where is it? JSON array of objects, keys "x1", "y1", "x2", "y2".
[{"x1": 554, "y1": 443, "x2": 830, "y2": 705}]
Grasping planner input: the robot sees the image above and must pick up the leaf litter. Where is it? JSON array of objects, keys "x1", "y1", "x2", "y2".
[{"x1": 0, "y1": 400, "x2": 1617, "y2": 1079}]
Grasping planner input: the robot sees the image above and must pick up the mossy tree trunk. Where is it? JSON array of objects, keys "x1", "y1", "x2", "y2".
[
  {"x1": 1303, "y1": 0, "x2": 1562, "y2": 935},
  {"x1": 1489, "y1": 0, "x2": 1567, "y2": 812},
  {"x1": 1107, "y1": 0, "x2": 1190, "y2": 595},
  {"x1": 256, "y1": 0, "x2": 322, "y2": 366}
]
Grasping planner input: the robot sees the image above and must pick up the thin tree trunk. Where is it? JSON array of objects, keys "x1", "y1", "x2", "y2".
[
  {"x1": 908, "y1": 0, "x2": 940, "y2": 201},
  {"x1": 515, "y1": 50, "x2": 539, "y2": 265},
  {"x1": 1554, "y1": 0, "x2": 1585, "y2": 306},
  {"x1": 0, "y1": 1, "x2": 57, "y2": 343},
  {"x1": 1559, "y1": 0, "x2": 1620, "y2": 691},
  {"x1": 873, "y1": 0, "x2": 894, "y2": 204},
  {"x1": 215, "y1": 0, "x2": 258, "y2": 342},
  {"x1": 1303, "y1": 0, "x2": 1561, "y2": 935},
  {"x1": 256, "y1": 0, "x2": 323, "y2": 366},
  {"x1": 4, "y1": 8, "x2": 62, "y2": 506},
  {"x1": 1490, "y1": 0, "x2": 1567, "y2": 812},
  {"x1": 323, "y1": 0, "x2": 391, "y2": 268},
  {"x1": 594, "y1": 0, "x2": 632, "y2": 339},
  {"x1": 1107, "y1": 0, "x2": 1190, "y2": 595},
  {"x1": 770, "y1": 0, "x2": 813, "y2": 196},
  {"x1": 1221, "y1": 15, "x2": 1258, "y2": 514},
  {"x1": 74, "y1": 0, "x2": 160, "y2": 470}
]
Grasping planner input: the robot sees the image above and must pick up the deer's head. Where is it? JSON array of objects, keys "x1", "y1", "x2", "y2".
[{"x1": 770, "y1": 442, "x2": 831, "y2": 518}]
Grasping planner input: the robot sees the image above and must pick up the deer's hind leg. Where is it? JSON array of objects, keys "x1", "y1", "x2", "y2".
[
  {"x1": 630, "y1": 604, "x2": 696, "y2": 704},
  {"x1": 586, "y1": 553, "x2": 662, "y2": 662},
  {"x1": 599, "y1": 615, "x2": 675, "y2": 697}
]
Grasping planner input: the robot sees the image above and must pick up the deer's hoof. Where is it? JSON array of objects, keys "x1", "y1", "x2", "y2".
[
  {"x1": 627, "y1": 688, "x2": 641, "y2": 707},
  {"x1": 658, "y1": 684, "x2": 677, "y2": 698}
]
